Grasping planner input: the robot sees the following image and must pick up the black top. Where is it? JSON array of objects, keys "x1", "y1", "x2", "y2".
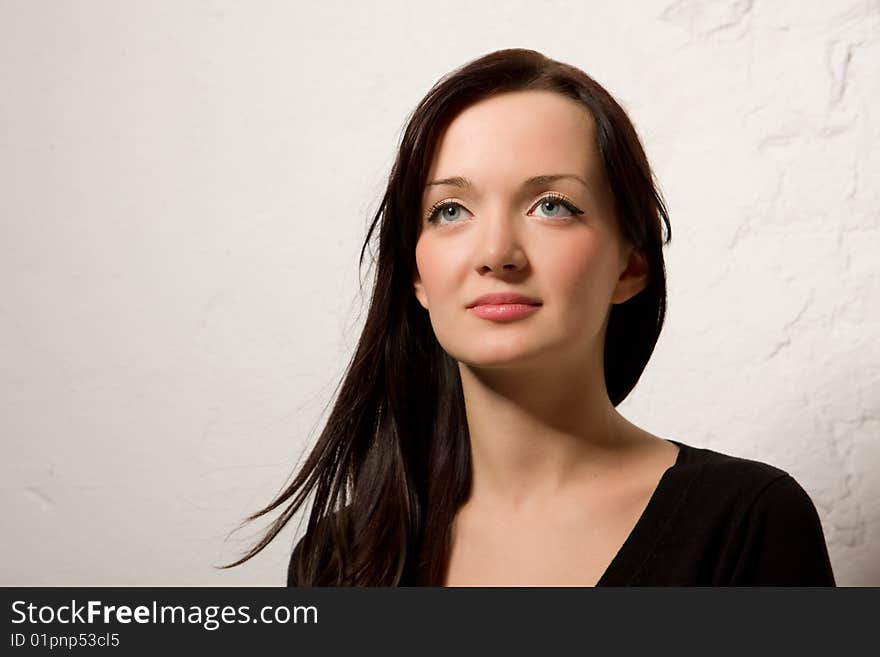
[
  {"x1": 287, "y1": 439, "x2": 836, "y2": 586},
  {"x1": 594, "y1": 439, "x2": 835, "y2": 585}
]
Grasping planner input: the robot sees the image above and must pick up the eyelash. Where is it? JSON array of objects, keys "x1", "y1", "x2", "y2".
[{"x1": 424, "y1": 192, "x2": 584, "y2": 225}]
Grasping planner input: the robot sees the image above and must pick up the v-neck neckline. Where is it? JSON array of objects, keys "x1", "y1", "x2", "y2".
[{"x1": 594, "y1": 439, "x2": 691, "y2": 586}]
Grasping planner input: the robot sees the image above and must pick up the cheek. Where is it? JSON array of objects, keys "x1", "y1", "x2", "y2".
[
  {"x1": 544, "y1": 236, "x2": 620, "y2": 307},
  {"x1": 415, "y1": 237, "x2": 457, "y2": 304},
  {"x1": 414, "y1": 239, "x2": 433, "y2": 290}
]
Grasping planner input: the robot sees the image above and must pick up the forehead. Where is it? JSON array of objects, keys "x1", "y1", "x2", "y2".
[{"x1": 425, "y1": 90, "x2": 599, "y2": 188}]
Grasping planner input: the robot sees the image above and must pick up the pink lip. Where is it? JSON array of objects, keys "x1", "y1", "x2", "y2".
[
  {"x1": 468, "y1": 303, "x2": 541, "y2": 321},
  {"x1": 466, "y1": 292, "x2": 542, "y2": 321},
  {"x1": 466, "y1": 292, "x2": 542, "y2": 308}
]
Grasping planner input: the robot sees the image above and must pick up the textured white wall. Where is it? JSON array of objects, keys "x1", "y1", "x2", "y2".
[{"x1": 1, "y1": 0, "x2": 877, "y2": 586}]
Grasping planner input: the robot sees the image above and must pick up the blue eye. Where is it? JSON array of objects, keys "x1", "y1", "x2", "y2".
[
  {"x1": 425, "y1": 201, "x2": 473, "y2": 225},
  {"x1": 531, "y1": 193, "x2": 583, "y2": 219},
  {"x1": 424, "y1": 193, "x2": 583, "y2": 225}
]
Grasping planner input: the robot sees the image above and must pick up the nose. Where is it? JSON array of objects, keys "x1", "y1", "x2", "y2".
[{"x1": 473, "y1": 205, "x2": 528, "y2": 274}]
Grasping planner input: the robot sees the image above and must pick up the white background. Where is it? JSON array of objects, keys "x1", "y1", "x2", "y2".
[{"x1": 1, "y1": 0, "x2": 877, "y2": 585}]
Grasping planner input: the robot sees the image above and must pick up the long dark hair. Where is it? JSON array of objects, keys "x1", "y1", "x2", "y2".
[{"x1": 222, "y1": 48, "x2": 671, "y2": 585}]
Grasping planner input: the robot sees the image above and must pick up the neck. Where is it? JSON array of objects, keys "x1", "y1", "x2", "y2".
[{"x1": 457, "y1": 345, "x2": 638, "y2": 514}]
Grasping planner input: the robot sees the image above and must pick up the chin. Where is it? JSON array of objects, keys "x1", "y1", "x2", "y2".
[{"x1": 436, "y1": 326, "x2": 559, "y2": 366}]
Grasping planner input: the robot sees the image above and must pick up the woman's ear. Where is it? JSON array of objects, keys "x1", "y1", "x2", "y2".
[
  {"x1": 611, "y1": 247, "x2": 650, "y2": 305},
  {"x1": 413, "y1": 271, "x2": 429, "y2": 310}
]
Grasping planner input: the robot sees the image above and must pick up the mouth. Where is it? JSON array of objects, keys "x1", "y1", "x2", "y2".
[
  {"x1": 467, "y1": 302, "x2": 542, "y2": 321},
  {"x1": 466, "y1": 293, "x2": 542, "y2": 308}
]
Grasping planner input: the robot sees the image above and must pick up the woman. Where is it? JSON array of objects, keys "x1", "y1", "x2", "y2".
[{"x1": 224, "y1": 48, "x2": 836, "y2": 586}]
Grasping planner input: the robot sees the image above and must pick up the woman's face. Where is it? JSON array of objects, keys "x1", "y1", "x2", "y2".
[{"x1": 413, "y1": 89, "x2": 648, "y2": 370}]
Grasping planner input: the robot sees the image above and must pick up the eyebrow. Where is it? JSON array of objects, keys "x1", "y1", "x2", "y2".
[{"x1": 425, "y1": 174, "x2": 590, "y2": 190}]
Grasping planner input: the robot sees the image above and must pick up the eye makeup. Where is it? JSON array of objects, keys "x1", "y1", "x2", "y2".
[{"x1": 423, "y1": 191, "x2": 585, "y2": 224}]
